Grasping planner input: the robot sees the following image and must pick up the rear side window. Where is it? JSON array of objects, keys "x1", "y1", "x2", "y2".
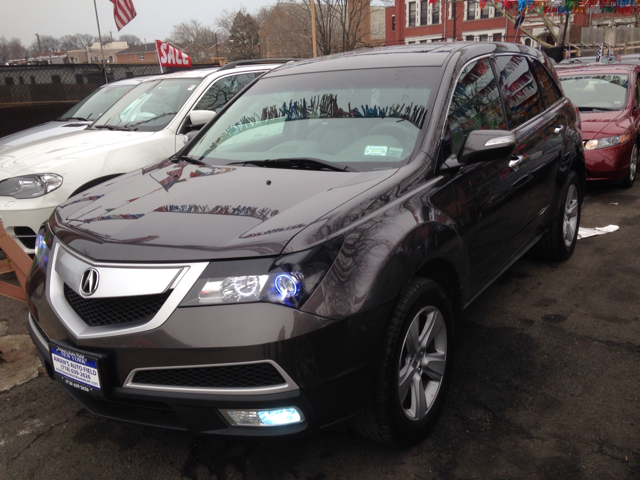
[
  {"x1": 448, "y1": 57, "x2": 506, "y2": 155},
  {"x1": 194, "y1": 73, "x2": 260, "y2": 112},
  {"x1": 495, "y1": 55, "x2": 545, "y2": 129},
  {"x1": 530, "y1": 59, "x2": 562, "y2": 107}
]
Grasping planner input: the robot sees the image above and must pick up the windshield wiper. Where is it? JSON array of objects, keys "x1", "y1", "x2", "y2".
[
  {"x1": 578, "y1": 106, "x2": 618, "y2": 112},
  {"x1": 58, "y1": 116, "x2": 89, "y2": 122},
  {"x1": 228, "y1": 158, "x2": 357, "y2": 172},
  {"x1": 92, "y1": 125, "x2": 137, "y2": 131},
  {"x1": 171, "y1": 154, "x2": 205, "y2": 165}
]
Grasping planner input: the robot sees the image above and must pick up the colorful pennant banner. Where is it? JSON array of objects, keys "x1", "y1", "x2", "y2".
[{"x1": 479, "y1": 0, "x2": 640, "y2": 13}]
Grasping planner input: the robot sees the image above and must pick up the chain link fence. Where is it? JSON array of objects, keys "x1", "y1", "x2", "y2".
[{"x1": 0, "y1": 64, "x2": 162, "y2": 138}]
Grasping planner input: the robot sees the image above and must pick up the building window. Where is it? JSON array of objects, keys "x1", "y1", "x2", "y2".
[
  {"x1": 479, "y1": 34, "x2": 489, "y2": 42},
  {"x1": 432, "y1": 1, "x2": 440, "y2": 24},
  {"x1": 466, "y1": 35, "x2": 475, "y2": 41},
  {"x1": 467, "y1": 2, "x2": 476, "y2": 20},
  {"x1": 481, "y1": 5, "x2": 491, "y2": 18},
  {"x1": 494, "y1": 2, "x2": 503, "y2": 17},
  {"x1": 140, "y1": 53, "x2": 144, "y2": 60},
  {"x1": 408, "y1": 2, "x2": 416, "y2": 27},
  {"x1": 524, "y1": 38, "x2": 532, "y2": 46},
  {"x1": 420, "y1": 0, "x2": 429, "y2": 25},
  {"x1": 134, "y1": 54, "x2": 138, "y2": 59},
  {"x1": 129, "y1": 54, "x2": 132, "y2": 59},
  {"x1": 109, "y1": 56, "x2": 113, "y2": 62},
  {"x1": 392, "y1": 15, "x2": 396, "y2": 31}
]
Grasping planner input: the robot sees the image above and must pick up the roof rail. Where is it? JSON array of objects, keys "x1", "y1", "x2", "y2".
[{"x1": 217, "y1": 58, "x2": 299, "y2": 72}]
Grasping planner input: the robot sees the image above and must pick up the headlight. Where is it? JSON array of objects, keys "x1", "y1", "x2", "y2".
[
  {"x1": 0, "y1": 174, "x2": 63, "y2": 199},
  {"x1": 584, "y1": 134, "x2": 631, "y2": 151},
  {"x1": 34, "y1": 223, "x2": 54, "y2": 275},
  {"x1": 180, "y1": 237, "x2": 343, "y2": 309}
]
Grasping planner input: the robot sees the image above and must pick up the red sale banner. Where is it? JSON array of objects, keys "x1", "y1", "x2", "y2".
[{"x1": 155, "y1": 40, "x2": 192, "y2": 68}]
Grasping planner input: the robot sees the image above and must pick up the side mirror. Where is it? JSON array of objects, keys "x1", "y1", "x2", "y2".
[
  {"x1": 189, "y1": 110, "x2": 216, "y2": 128},
  {"x1": 459, "y1": 130, "x2": 516, "y2": 165}
]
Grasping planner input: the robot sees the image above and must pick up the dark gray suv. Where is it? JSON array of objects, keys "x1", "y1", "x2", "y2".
[{"x1": 26, "y1": 43, "x2": 585, "y2": 446}]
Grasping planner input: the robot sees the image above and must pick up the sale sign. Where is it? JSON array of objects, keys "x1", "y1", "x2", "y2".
[{"x1": 155, "y1": 40, "x2": 192, "y2": 68}]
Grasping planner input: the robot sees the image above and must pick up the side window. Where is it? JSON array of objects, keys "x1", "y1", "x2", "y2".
[
  {"x1": 194, "y1": 73, "x2": 260, "y2": 112},
  {"x1": 530, "y1": 59, "x2": 562, "y2": 107},
  {"x1": 447, "y1": 57, "x2": 506, "y2": 155},
  {"x1": 635, "y1": 73, "x2": 640, "y2": 109},
  {"x1": 495, "y1": 55, "x2": 545, "y2": 129}
]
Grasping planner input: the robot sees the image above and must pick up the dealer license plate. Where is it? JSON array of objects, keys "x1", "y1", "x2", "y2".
[{"x1": 50, "y1": 344, "x2": 103, "y2": 396}]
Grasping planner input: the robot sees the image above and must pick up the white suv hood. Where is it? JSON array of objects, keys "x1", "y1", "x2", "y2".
[{"x1": 0, "y1": 129, "x2": 157, "y2": 179}]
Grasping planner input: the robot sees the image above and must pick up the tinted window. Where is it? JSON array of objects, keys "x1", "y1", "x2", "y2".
[
  {"x1": 448, "y1": 58, "x2": 506, "y2": 155},
  {"x1": 495, "y1": 55, "x2": 545, "y2": 129},
  {"x1": 194, "y1": 73, "x2": 260, "y2": 112},
  {"x1": 530, "y1": 60, "x2": 561, "y2": 107}
]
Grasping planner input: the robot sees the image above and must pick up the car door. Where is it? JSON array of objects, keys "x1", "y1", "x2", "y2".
[
  {"x1": 176, "y1": 72, "x2": 263, "y2": 150},
  {"x1": 444, "y1": 56, "x2": 532, "y2": 297},
  {"x1": 494, "y1": 54, "x2": 562, "y2": 240}
]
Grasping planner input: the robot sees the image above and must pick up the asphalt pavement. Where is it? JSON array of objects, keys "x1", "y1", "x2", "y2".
[{"x1": 0, "y1": 181, "x2": 638, "y2": 479}]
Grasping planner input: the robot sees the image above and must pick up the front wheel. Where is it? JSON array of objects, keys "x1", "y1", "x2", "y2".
[
  {"x1": 535, "y1": 170, "x2": 581, "y2": 261},
  {"x1": 621, "y1": 142, "x2": 637, "y2": 189},
  {"x1": 354, "y1": 278, "x2": 454, "y2": 446}
]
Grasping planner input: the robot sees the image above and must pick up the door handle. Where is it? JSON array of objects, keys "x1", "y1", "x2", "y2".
[
  {"x1": 553, "y1": 125, "x2": 565, "y2": 134},
  {"x1": 509, "y1": 155, "x2": 524, "y2": 169}
]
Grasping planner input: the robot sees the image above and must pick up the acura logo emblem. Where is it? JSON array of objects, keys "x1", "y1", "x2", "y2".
[{"x1": 80, "y1": 268, "x2": 100, "y2": 296}]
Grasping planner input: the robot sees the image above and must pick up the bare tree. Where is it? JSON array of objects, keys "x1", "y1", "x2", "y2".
[
  {"x1": 30, "y1": 35, "x2": 62, "y2": 54},
  {"x1": 119, "y1": 34, "x2": 141, "y2": 46},
  {"x1": 168, "y1": 19, "x2": 222, "y2": 62},
  {"x1": 59, "y1": 34, "x2": 96, "y2": 50},
  {"x1": 0, "y1": 36, "x2": 28, "y2": 63},
  {"x1": 259, "y1": 3, "x2": 313, "y2": 58}
]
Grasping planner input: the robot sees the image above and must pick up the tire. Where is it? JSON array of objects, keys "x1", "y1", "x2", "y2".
[
  {"x1": 354, "y1": 277, "x2": 454, "y2": 446},
  {"x1": 535, "y1": 170, "x2": 581, "y2": 261},
  {"x1": 621, "y1": 142, "x2": 637, "y2": 189}
]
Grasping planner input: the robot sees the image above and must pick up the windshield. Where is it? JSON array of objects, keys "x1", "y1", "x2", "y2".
[
  {"x1": 186, "y1": 67, "x2": 437, "y2": 172},
  {"x1": 93, "y1": 78, "x2": 202, "y2": 131},
  {"x1": 560, "y1": 74, "x2": 629, "y2": 110},
  {"x1": 59, "y1": 83, "x2": 137, "y2": 122}
]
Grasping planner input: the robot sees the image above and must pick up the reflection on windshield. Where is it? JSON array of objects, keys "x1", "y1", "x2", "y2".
[
  {"x1": 187, "y1": 67, "x2": 436, "y2": 172},
  {"x1": 60, "y1": 84, "x2": 135, "y2": 121},
  {"x1": 560, "y1": 74, "x2": 629, "y2": 110},
  {"x1": 93, "y1": 78, "x2": 202, "y2": 132}
]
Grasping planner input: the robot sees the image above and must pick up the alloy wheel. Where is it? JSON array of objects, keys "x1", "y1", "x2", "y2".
[
  {"x1": 398, "y1": 306, "x2": 447, "y2": 421},
  {"x1": 629, "y1": 144, "x2": 637, "y2": 183},
  {"x1": 563, "y1": 183, "x2": 579, "y2": 247}
]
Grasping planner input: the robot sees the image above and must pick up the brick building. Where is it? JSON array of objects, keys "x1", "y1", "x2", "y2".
[{"x1": 115, "y1": 43, "x2": 158, "y2": 64}]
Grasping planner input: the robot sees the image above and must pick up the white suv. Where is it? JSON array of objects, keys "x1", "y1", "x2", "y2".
[{"x1": 0, "y1": 61, "x2": 288, "y2": 253}]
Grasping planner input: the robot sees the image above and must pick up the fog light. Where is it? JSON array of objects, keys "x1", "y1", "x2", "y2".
[{"x1": 220, "y1": 407, "x2": 304, "y2": 427}]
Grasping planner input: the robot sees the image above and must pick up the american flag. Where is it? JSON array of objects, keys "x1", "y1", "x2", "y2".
[{"x1": 109, "y1": 0, "x2": 137, "y2": 31}]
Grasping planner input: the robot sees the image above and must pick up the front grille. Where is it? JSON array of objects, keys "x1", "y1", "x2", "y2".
[
  {"x1": 131, "y1": 363, "x2": 286, "y2": 388},
  {"x1": 64, "y1": 284, "x2": 172, "y2": 327}
]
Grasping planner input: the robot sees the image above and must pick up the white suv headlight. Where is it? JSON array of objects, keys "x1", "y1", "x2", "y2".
[{"x1": 0, "y1": 174, "x2": 63, "y2": 199}]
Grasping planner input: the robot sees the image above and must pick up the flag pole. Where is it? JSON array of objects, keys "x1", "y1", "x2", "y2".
[
  {"x1": 93, "y1": 0, "x2": 109, "y2": 84},
  {"x1": 156, "y1": 42, "x2": 163, "y2": 74}
]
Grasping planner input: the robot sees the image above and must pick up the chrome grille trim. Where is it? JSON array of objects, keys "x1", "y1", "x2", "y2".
[
  {"x1": 47, "y1": 240, "x2": 208, "y2": 340},
  {"x1": 123, "y1": 360, "x2": 299, "y2": 395}
]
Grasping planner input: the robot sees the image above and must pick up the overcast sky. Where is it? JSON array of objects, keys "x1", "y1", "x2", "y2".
[{"x1": 1, "y1": 0, "x2": 272, "y2": 47}]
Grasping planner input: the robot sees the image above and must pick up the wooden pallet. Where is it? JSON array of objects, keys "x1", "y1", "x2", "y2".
[{"x1": 0, "y1": 221, "x2": 33, "y2": 302}]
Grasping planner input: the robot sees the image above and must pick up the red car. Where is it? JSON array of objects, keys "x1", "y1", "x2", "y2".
[{"x1": 558, "y1": 64, "x2": 640, "y2": 187}]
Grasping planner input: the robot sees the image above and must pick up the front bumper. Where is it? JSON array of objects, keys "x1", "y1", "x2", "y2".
[
  {"x1": 26, "y1": 250, "x2": 394, "y2": 436},
  {"x1": 584, "y1": 140, "x2": 634, "y2": 182},
  {"x1": 0, "y1": 199, "x2": 55, "y2": 253}
]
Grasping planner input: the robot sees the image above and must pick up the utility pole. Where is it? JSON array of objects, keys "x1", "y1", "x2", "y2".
[
  {"x1": 310, "y1": 0, "x2": 318, "y2": 57},
  {"x1": 452, "y1": 0, "x2": 457, "y2": 41},
  {"x1": 36, "y1": 33, "x2": 42, "y2": 54}
]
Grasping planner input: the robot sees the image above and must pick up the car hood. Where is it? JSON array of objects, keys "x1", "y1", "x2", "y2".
[
  {"x1": 0, "y1": 121, "x2": 90, "y2": 150},
  {"x1": 0, "y1": 129, "x2": 156, "y2": 178},
  {"x1": 53, "y1": 160, "x2": 397, "y2": 262},
  {"x1": 579, "y1": 110, "x2": 628, "y2": 138}
]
